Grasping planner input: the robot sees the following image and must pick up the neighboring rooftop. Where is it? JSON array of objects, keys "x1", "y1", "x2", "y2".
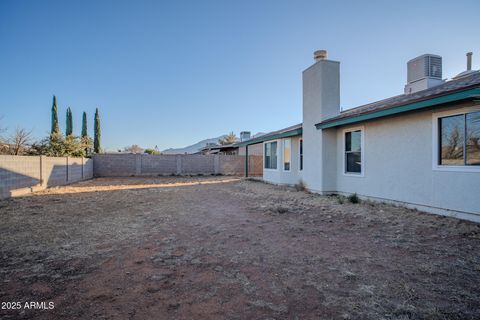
[
  {"x1": 316, "y1": 71, "x2": 480, "y2": 129},
  {"x1": 200, "y1": 143, "x2": 237, "y2": 151}
]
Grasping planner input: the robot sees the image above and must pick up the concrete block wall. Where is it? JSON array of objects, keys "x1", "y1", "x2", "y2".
[
  {"x1": 83, "y1": 158, "x2": 94, "y2": 179},
  {"x1": 141, "y1": 155, "x2": 178, "y2": 175},
  {"x1": 0, "y1": 155, "x2": 93, "y2": 199},
  {"x1": 0, "y1": 156, "x2": 41, "y2": 199},
  {"x1": 181, "y1": 155, "x2": 215, "y2": 174},
  {"x1": 67, "y1": 157, "x2": 84, "y2": 183},
  {"x1": 93, "y1": 154, "x2": 263, "y2": 177},
  {"x1": 218, "y1": 155, "x2": 244, "y2": 175},
  {"x1": 43, "y1": 156, "x2": 68, "y2": 187},
  {"x1": 93, "y1": 154, "x2": 137, "y2": 177}
]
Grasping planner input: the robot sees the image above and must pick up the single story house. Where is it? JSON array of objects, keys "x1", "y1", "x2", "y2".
[
  {"x1": 200, "y1": 143, "x2": 239, "y2": 155},
  {"x1": 237, "y1": 50, "x2": 480, "y2": 222},
  {"x1": 199, "y1": 131, "x2": 264, "y2": 156}
]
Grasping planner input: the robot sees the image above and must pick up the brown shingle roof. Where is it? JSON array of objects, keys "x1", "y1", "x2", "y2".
[
  {"x1": 235, "y1": 123, "x2": 302, "y2": 146},
  {"x1": 239, "y1": 72, "x2": 480, "y2": 146},
  {"x1": 319, "y1": 72, "x2": 480, "y2": 126}
]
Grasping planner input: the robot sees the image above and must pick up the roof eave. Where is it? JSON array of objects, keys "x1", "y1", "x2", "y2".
[
  {"x1": 315, "y1": 88, "x2": 480, "y2": 130},
  {"x1": 235, "y1": 128, "x2": 303, "y2": 146}
]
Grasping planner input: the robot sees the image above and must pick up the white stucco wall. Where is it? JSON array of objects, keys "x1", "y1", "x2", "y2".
[
  {"x1": 331, "y1": 102, "x2": 480, "y2": 218},
  {"x1": 263, "y1": 136, "x2": 303, "y2": 186},
  {"x1": 262, "y1": 54, "x2": 479, "y2": 221}
]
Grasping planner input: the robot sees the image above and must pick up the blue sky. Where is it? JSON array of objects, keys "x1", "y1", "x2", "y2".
[{"x1": 1, "y1": 0, "x2": 479, "y2": 151}]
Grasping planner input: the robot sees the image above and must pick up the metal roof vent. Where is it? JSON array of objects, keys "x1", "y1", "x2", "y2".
[
  {"x1": 453, "y1": 52, "x2": 479, "y2": 79},
  {"x1": 404, "y1": 54, "x2": 445, "y2": 94}
]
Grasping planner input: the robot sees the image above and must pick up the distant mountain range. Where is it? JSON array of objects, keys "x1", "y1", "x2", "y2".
[{"x1": 162, "y1": 133, "x2": 265, "y2": 154}]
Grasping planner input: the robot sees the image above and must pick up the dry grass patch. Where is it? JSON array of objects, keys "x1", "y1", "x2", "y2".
[{"x1": 1, "y1": 177, "x2": 479, "y2": 319}]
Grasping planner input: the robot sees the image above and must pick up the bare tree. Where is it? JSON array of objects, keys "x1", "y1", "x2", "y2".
[
  {"x1": 124, "y1": 144, "x2": 144, "y2": 154},
  {"x1": 0, "y1": 117, "x2": 7, "y2": 154},
  {"x1": 0, "y1": 115, "x2": 6, "y2": 143},
  {"x1": 9, "y1": 127, "x2": 33, "y2": 155}
]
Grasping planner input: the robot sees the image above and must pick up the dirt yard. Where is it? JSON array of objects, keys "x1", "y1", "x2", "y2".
[{"x1": 1, "y1": 177, "x2": 479, "y2": 319}]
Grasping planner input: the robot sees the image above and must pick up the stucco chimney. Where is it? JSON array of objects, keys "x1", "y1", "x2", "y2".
[
  {"x1": 301, "y1": 50, "x2": 340, "y2": 193},
  {"x1": 303, "y1": 50, "x2": 340, "y2": 123}
]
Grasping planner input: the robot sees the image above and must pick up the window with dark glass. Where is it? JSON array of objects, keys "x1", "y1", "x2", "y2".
[
  {"x1": 439, "y1": 111, "x2": 480, "y2": 166},
  {"x1": 345, "y1": 130, "x2": 362, "y2": 173},
  {"x1": 299, "y1": 139, "x2": 303, "y2": 171},
  {"x1": 264, "y1": 141, "x2": 277, "y2": 169}
]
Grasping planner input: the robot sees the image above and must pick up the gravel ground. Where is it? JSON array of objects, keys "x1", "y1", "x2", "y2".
[{"x1": 1, "y1": 177, "x2": 479, "y2": 319}]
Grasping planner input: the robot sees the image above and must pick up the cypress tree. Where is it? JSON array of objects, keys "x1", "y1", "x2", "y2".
[
  {"x1": 81, "y1": 112, "x2": 88, "y2": 137},
  {"x1": 94, "y1": 108, "x2": 101, "y2": 153},
  {"x1": 51, "y1": 95, "x2": 60, "y2": 136},
  {"x1": 66, "y1": 107, "x2": 73, "y2": 136}
]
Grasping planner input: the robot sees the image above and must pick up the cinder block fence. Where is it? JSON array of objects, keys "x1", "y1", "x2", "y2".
[
  {"x1": 0, "y1": 154, "x2": 262, "y2": 199},
  {"x1": 0, "y1": 155, "x2": 93, "y2": 199},
  {"x1": 92, "y1": 154, "x2": 262, "y2": 177}
]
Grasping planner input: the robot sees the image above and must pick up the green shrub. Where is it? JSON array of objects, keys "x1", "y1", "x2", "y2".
[
  {"x1": 144, "y1": 148, "x2": 160, "y2": 155},
  {"x1": 29, "y1": 132, "x2": 92, "y2": 157},
  {"x1": 348, "y1": 193, "x2": 360, "y2": 204}
]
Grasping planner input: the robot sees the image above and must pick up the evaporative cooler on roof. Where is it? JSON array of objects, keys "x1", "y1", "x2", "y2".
[{"x1": 404, "y1": 54, "x2": 445, "y2": 94}]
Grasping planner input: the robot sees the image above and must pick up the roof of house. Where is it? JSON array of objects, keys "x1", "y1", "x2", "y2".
[
  {"x1": 200, "y1": 143, "x2": 237, "y2": 151},
  {"x1": 316, "y1": 72, "x2": 480, "y2": 129},
  {"x1": 237, "y1": 71, "x2": 480, "y2": 146},
  {"x1": 235, "y1": 123, "x2": 302, "y2": 146}
]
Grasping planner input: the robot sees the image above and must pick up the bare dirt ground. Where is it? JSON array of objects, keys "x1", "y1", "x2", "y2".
[{"x1": 1, "y1": 177, "x2": 480, "y2": 320}]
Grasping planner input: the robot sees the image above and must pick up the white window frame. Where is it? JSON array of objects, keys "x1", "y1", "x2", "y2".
[
  {"x1": 282, "y1": 138, "x2": 291, "y2": 172},
  {"x1": 299, "y1": 138, "x2": 303, "y2": 172},
  {"x1": 342, "y1": 126, "x2": 365, "y2": 177},
  {"x1": 263, "y1": 140, "x2": 279, "y2": 171},
  {"x1": 432, "y1": 105, "x2": 480, "y2": 172}
]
